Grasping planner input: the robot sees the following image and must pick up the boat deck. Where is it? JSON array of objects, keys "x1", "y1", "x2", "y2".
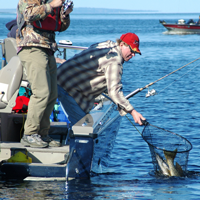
[
  {"x1": 0, "y1": 142, "x2": 69, "y2": 180},
  {"x1": 0, "y1": 142, "x2": 70, "y2": 164},
  {"x1": 0, "y1": 112, "x2": 70, "y2": 164}
]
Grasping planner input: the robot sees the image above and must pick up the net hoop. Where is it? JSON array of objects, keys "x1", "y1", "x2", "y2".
[{"x1": 142, "y1": 123, "x2": 193, "y2": 153}]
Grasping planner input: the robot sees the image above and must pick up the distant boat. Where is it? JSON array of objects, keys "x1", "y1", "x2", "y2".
[{"x1": 159, "y1": 19, "x2": 200, "y2": 34}]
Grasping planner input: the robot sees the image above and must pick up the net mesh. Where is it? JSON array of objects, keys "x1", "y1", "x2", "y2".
[{"x1": 142, "y1": 122, "x2": 192, "y2": 175}]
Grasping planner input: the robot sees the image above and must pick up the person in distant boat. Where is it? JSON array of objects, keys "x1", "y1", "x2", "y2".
[
  {"x1": 196, "y1": 16, "x2": 200, "y2": 24},
  {"x1": 57, "y1": 32, "x2": 146, "y2": 127},
  {"x1": 187, "y1": 19, "x2": 195, "y2": 24},
  {"x1": 16, "y1": 0, "x2": 73, "y2": 148}
]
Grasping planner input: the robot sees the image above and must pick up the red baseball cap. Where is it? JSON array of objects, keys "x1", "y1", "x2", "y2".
[{"x1": 120, "y1": 33, "x2": 141, "y2": 55}]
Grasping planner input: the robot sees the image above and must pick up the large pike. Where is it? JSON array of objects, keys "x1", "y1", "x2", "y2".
[{"x1": 155, "y1": 149, "x2": 184, "y2": 177}]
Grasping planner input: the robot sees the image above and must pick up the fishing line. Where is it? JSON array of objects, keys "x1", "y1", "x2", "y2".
[
  {"x1": 101, "y1": 92, "x2": 144, "y2": 134},
  {"x1": 102, "y1": 57, "x2": 200, "y2": 130},
  {"x1": 148, "y1": 57, "x2": 200, "y2": 86},
  {"x1": 157, "y1": 62, "x2": 200, "y2": 95},
  {"x1": 124, "y1": 57, "x2": 200, "y2": 100}
]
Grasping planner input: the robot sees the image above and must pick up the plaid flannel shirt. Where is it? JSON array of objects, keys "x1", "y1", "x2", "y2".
[{"x1": 57, "y1": 40, "x2": 134, "y2": 116}]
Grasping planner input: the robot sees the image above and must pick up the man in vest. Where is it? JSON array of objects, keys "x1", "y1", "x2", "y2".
[
  {"x1": 57, "y1": 33, "x2": 146, "y2": 129},
  {"x1": 16, "y1": 0, "x2": 73, "y2": 148}
]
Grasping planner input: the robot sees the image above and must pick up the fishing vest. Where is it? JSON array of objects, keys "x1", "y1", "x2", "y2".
[
  {"x1": 32, "y1": 7, "x2": 62, "y2": 31},
  {"x1": 17, "y1": 3, "x2": 62, "y2": 37}
]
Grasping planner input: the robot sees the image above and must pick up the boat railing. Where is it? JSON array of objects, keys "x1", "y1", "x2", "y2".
[
  {"x1": 0, "y1": 39, "x2": 88, "y2": 68},
  {"x1": 56, "y1": 44, "x2": 88, "y2": 60}
]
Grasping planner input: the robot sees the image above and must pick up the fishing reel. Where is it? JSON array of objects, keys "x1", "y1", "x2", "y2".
[
  {"x1": 146, "y1": 88, "x2": 156, "y2": 98},
  {"x1": 63, "y1": 0, "x2": 74, "y2": 14}
]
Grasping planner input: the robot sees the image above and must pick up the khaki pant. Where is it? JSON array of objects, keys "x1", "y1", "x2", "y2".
[{"x1": 18, "y1": 47, "x2": 57, "y2": 136}]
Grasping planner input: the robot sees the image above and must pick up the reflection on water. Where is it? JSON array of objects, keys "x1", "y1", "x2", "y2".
[
  {"x1": 0, "y1": 180, "x2": 66, "y2": 199},
  {"x1": 0, "y1": 171, "x2": 200, "y2": 199}
]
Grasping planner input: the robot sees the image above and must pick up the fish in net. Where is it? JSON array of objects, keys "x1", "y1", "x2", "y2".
[{"x1": 141, "y1": 121, "x2": 192, "y2": 177}]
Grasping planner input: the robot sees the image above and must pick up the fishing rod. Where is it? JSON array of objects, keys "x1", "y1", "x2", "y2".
[
  {"x1": 102, "y1": 57, "x2": 200, "y2": 103},
  {"x1": 125, "y1": 56, "x2": 200, "y2": 99},
  {"x1": 102, "y1": 58, "x2": 200, "y2": 141}
]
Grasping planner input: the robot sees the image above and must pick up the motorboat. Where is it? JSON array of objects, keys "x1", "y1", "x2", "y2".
[
  {"x1": 159, "y1": 18, "x2": 200, "y2": 34},
  {"x1": 0, "y1": 38, "x2": 123, "y2": 181}
]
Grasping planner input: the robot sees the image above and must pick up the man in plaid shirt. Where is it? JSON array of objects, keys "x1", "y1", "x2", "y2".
[{"x1": 57, "y1": 33, "x2": 146, "y2": 127}]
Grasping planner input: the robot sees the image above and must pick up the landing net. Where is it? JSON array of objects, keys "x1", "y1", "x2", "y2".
[{"x1": 142, "y1": 122, "x2": 192, "y2": 175}]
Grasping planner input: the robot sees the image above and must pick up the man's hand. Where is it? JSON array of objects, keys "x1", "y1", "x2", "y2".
[
  {"x1": 130, "y1": 109, "x2": 146, "y2": 125},
  {"x1": 63, "y1": 6, "x2": 73, "y2": 15},
  {"x1": 61, "y1": 2, "x2": 73, "y2": 16},
  {"x1": 55, "y1": 57, "x2": 66, "y2": 64}
]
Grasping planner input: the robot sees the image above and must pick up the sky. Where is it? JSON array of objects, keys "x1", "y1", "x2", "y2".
[{"x1": 1, "y1": 0, "x2": 200, "y2": 13}]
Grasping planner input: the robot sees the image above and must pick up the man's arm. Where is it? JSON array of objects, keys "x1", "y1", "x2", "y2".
[
  {"x1": 21, "y1": 0, "x2": 63, "y2": 22},
  {"x1": 105, "y1": 61, "x2": 145, "y2": 125}
]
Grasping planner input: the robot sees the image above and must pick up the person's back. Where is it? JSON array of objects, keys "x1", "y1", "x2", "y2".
[
  {"x1": 196, "y1": 16, "x2": 200, "y2": 24},
  {"x1": 57, "y1": 40, "x2": 123, "y2": 114},
  {"x1": 57, "y1": 33, "x2": 145, "y2": 128}
]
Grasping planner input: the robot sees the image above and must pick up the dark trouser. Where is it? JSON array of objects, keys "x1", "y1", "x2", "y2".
[{"x1": 57, "y1": 85, "x2": 86, "y2": 127}]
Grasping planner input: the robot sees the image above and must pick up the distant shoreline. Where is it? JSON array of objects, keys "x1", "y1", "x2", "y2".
[
  {"x1": 0, "y1": 8, "x2": 199, "y2": 15},
  {"x1": 0, "y1": 7, "x2": 158, "y2": 15}
]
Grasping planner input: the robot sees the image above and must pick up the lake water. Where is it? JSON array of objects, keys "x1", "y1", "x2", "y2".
[{"x1": 0, "y1": 11, "x2": 200, "y2": 199}]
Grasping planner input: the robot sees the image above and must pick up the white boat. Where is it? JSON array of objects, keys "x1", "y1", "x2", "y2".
[{"x1": 0, "y1": 38, "x2": 123, "y2": 180}]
